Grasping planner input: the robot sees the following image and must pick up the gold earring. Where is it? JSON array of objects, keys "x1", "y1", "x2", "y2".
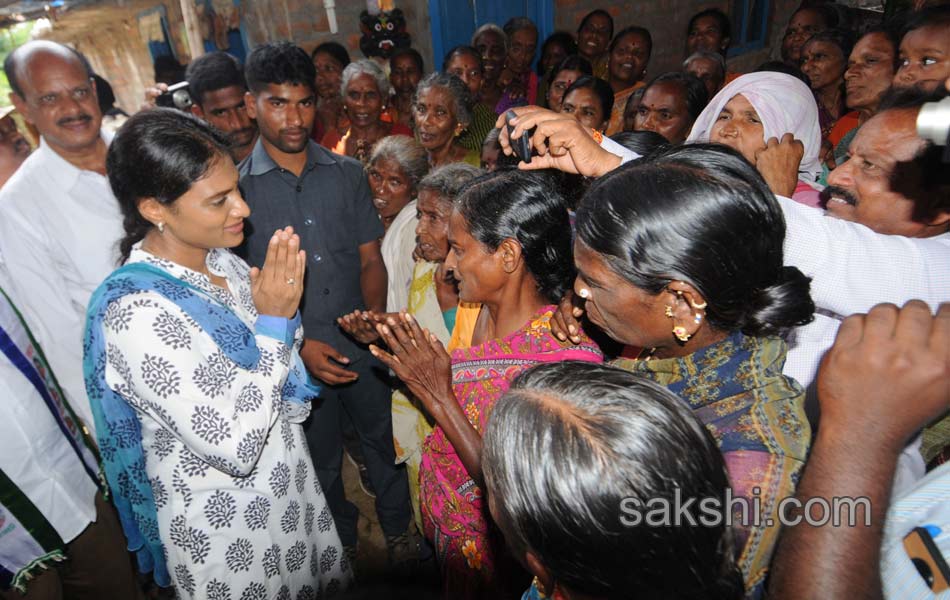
[
  {"x1": 673, "y1": 325, "x2": 691, "y2": 342},
  {"x1": 664, "y1": 305, "x2": 674, "y2": 318},
  {"x1": 690, "y1": 299, "x2": 707, "y2": 309},
  {"x1": 157, "y1": 221, "x2": 165, "y2": 234}
]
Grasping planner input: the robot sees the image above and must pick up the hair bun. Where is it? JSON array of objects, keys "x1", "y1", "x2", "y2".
[{"x1": 741, "y1": 266, "x2": 815, "y2": 337}]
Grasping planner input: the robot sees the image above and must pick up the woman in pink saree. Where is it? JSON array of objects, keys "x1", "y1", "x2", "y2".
[{"x1": 371, "y1": 170, "x2": 602, "y2": 598}]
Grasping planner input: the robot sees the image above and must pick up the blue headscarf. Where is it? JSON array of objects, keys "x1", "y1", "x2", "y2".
[{"x1": 83, "y1": 261, "x2": 319, "y2": 586}]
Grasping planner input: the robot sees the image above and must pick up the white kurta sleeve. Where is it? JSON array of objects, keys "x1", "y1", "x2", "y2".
[
  {"x1": 779, "y1": 195, "x2": 950, "y2": 315},
  {"x1": 102, "y1": 292, "x2": 294, "y2": 477},
  {"x1": 0, "y1": 208, "x2": 96, "y2": 433}
]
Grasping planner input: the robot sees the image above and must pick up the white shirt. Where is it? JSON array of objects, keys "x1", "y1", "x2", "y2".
[
  {"x1": 779, "y1": 195, "x2": 950, "y2": 393},
  {"x1": 0, "y1": 131, "x2": 123, "y2": 436},
  {"x1": 381, "y1": 200, "x2": 419, "y2": 312},
  {"x1": 0, "y1": 291, "x2": 98, "y2": 544}
]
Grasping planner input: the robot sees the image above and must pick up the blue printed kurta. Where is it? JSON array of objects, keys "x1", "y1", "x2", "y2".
[{"x1": 101, "y1": 247, "x2": 350, "y2": 599}]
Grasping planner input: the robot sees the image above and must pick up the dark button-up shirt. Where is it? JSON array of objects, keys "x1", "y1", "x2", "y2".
[{"x1": 238, "y1": 139, "x2": 383, "y2": 361}]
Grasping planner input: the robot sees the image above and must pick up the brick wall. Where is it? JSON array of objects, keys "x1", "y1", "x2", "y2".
[
  {"x1": 40, "y1": 0, "x2": 811, "y2": 116},
  {"x1": 243, "y1": 0, "x2": 433, "y2": 70},
  {"x1": 41, "y1": 0, "x2": 434, "y2": 115},
  {"x1": 554, "y1": 0, "x2": 803, "y2": 80}
]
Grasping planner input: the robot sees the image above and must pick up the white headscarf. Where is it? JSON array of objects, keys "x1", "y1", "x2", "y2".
[{"x1": 687, "y1": 72, "x2": 823, "y2": 184}]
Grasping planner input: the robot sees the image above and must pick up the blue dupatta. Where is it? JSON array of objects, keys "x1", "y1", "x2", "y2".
[{"x1": 82, "y1": 261, "x2": 319, "y2": 586}]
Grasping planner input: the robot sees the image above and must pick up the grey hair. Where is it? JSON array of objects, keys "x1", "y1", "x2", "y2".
[
  {"x1": 366, "y1": 135, "x2": 430, "y2": 189},
  {"x1": 683, "y1": 50, "x2": 727, "y2": 78},
  {"x1": 483, "y1": 361, "x2": 742, "y2": 599},
  {"x1": 503, "y1": 17, "x2": 539, "y2": 39},
  {"x1": 472, "y1": 23, "x2": 508, "y2": 54},
  {"x1": 341, "y1": 59, "x2": 391, "y2": 101},
  {"x1": 416, "y1": 162, "x2": 482, "y2": 202},
  {"x1": 414, "y1": 71, "x2": 474, "y2": 128}
]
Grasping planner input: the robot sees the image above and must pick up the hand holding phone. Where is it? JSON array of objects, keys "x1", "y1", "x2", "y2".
[{"x1": 506, "y1": 109, "x2": 536, "y2": 164}]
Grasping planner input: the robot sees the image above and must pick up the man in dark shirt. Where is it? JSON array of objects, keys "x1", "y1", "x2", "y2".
[{"x1": 238, "y1": 42, "x2": 412, "y2": 566}]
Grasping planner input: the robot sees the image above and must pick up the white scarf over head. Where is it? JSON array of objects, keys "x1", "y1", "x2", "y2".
[{"x1": 687, "y1": 71, "x2": 823, "y2": 184}]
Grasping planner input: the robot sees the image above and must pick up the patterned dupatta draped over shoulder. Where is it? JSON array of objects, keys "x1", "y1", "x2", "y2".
[
  {"x1": 82, "y1": 262, "x2": 318, "y2": 587},
  {"x1": 419, "y1": 306, "x2": 603, "y2": 598},
  {"x1": 613, "y1": 332, "x2": 810, "y2": 599}
]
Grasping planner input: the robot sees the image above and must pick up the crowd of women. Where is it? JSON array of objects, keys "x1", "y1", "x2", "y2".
[{"x1": 62, "y1": 2, "x2": 950, "y2": 600}]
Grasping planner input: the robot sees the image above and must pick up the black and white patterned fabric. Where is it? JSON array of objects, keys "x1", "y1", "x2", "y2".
[{"x1": 103, "y1": 246, "x2": 350, "y2": 599}]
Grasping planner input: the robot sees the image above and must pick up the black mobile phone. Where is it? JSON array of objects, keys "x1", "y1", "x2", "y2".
[
  {"x1": 505, "y1": 109, "x2": 536, "y2": 164},
  {"x1": 904, "y1": 526, "x2": 950, "y2": 592}
]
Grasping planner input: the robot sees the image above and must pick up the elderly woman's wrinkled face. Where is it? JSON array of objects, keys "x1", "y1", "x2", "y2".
[
  {"x1": 635, "y1": 81, "x2": 693, "y2": 144},
  {"x1": 414, "y1": 86, "x2": 460, "y2": 152},
  {"x1": 444, "y1": 209, "x2": 505, "y2": 303},
  {"x1": 845, "y1": 32, "x2": 896, "y2": 113},
  {"x1": 548, "y1": 68, "x2": 583, "y2": 112},
  {"x1": 415, "y1": 189, "x2": 453, "y2": 262},
  {"x1": 709, "y1": 94, "x2": 764, "y2": 165},
  {"x1": 801, "y1": 39, "x2": 847, "y2": 91},
  {"x1": 313, "y1": 51, "x2": 345, "y2": 99},
  {"x1": 344, "y1": 73, "x2": 384, "y2": 130},
  {"x1": 573, "y1": 239, "x2": 669, "y2": 349},
  {"x1": 561, "y1": 87, "x2": 607, "y2": 132},
  {"x1": 507, "y1": 27, "x2": 539, "y2": 75},
  {"x1": 894, "y1": 24, "x2": 950, "y2": 93},
  {"x1": 367, "y1": 156, "x2": 413, "y2": 226}
]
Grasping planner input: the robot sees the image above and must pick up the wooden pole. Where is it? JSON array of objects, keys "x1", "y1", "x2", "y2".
[{"x1": 179, "y1": 0, "x2": 204, "y2": 61}]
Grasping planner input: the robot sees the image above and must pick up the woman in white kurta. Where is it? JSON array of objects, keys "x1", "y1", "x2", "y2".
[{"x1": 91, "y1": 109, "x2": 350, "y2": 599}]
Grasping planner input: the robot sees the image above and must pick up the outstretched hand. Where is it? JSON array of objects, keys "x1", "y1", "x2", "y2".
[
  {"x1": 495, "y1": 106, "x2": 622, "y2": 177},
  {"x1": 369, "y1": 312, "x2": 454, "y2": 417},
  {"x1": 337, "y1": 309, "x2": 392, "y2": 345}
]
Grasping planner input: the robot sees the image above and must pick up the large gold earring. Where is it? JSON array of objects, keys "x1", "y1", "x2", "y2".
[{"x1": 673, "y1": 325, "x2": 691, "y2": 342}]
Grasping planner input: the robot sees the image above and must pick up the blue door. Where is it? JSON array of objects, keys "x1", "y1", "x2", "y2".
[{"x1": 429, "y1": 0, "x2": 555, "y2": 70}]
